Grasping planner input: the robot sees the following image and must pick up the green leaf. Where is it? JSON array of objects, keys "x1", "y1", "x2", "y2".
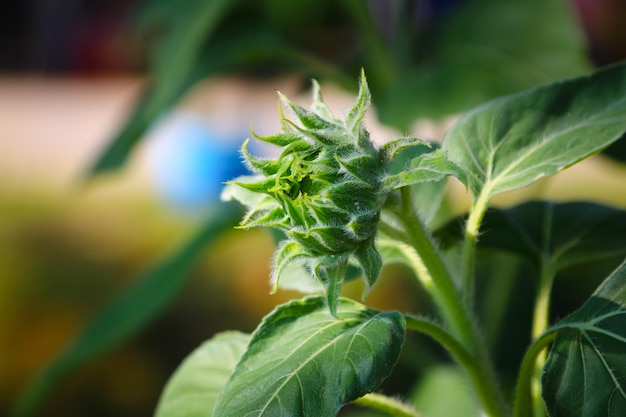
[
  {"x1": 275, "y1": 258, "x2": 363, "y2": 296},
  {"x1": 10, "y1": 208, "x2": 239, "y2": 417},
  {"x1": 313, "y1": 257, "x2": 350, "y2": 317},
  {"x1": 213, "y1": 296, "x2": 406, "y2": 417},
  {"x1": 278, "y1": 91, "x2": 337, "y2": 130},
  {"x1": 155, "y1": 332, "x2": 250, "y2": 417},
  {"x1": 241, "y1": 140, "x2": 281, "y2": 176},
  {"x1": 276, "y1": 263, "x2": 325, "y2": 294},
  {"x1": 311, "y1": 79, "x2": 341, "y2": 123},
  {"x1": 387, "y1": 144, "x2": 451, "y2": 227},
  {"x1": 353, "y1": 238, "x2": 383, "y2": 295},
  {"x1": 542, "y1": 260, "x2": 626, "y2": 417},
  {"x1": 271, "y1": 241, "x2": 311, "y2": 292},
  {"x1": 443, "y1": 62, "x2": 626, "y2": 200},
  {"x1": 377, "y1": 237, "x2": 413, "y2": 267},
  {"x1": 87, "y1": 0, "x2": 236, "y2": 176},
  {"x1": 382, "y1": 150, "x2": 466, "y2": 191},
  {"x1": 221, "y1": 175, "x2": 275, "y2": 209},
  {"x1": 221, "y1": 177, "x2": 259, "y2": 205},
  {"x1": 446, "y1": 201, "x2": 626, "y2": 271},
  {"x1": 377, "y1": 0, "x2": 590, "y2": 128},
  {"x1": 379, "y1": 137, "x2": 431, "y2": 162},
  {"x1": 410, "y1": 365, "x2": 479, "y2": 417},
  {"x1": 345, "y1": 70, "x2": 372, "y2": 134}
]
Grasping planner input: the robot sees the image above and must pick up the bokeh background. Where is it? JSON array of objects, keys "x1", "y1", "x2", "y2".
[{"x1": 2, "y1": 1, "x2": 626, "y2": 416}]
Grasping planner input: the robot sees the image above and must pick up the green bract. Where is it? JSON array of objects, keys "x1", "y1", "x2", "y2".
[{"x1": 223, "y1": 72, "x2": 461, "y2": 315}]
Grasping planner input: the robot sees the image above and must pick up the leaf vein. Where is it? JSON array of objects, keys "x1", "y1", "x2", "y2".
[
  {"x1": 256, "y1": 315, "x2": 370, "y2": 415},
  {"x1": 581, "y1": 330, "x2": 626, "y2": 401}
]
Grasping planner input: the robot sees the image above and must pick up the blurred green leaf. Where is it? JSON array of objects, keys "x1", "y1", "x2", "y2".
[
  {"x1": 410, "y1": 365, "x2": 479, "y2": 417},
  {"x1": 377, "y1": 0, "x2": 590, "y2": 128},
  {"x1": 155, "y1": 331, "x2": 250, "y2": 417},
  {"x1": 443, "y1": 62, "x2": 626, "y2": 200},
  {"x1": 377, "y1": 237, "x2": 412, "y2": 267},
  {"x1": 90, "y1": 0, "x2": 593, "y2": 175},
  {"x1": 213, "y1": 296, "x2": 406, "y2": 417},
  {"x1": 11, "y1": 207, "x2": 239, "y2": 417},
  {"x1": 542, "y1": 260, "x2": 626, "y2": 416},
  {"x1": 88, "y1": 0, "x2": 237, "y2": 176},
  {"x1": 603, "y1": 132, "x2": 626, "y2": 163},
  {"x1": 442, "y1": 201, "x2": 626, "y2": 271},
  {"x1": 275, "y1": 263, "x2": 325, "y2": 294}
]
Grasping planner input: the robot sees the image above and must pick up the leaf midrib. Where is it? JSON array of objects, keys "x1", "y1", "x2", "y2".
[
  {"x1": 482, "y1": 102, "x2": 624, "y2": 195},
  {"x1": 555, "y1": 311, "x2": 626, "y2": 405},
  {"x1": 581, "y1": 331, "x2": 626, "y2": 403}
]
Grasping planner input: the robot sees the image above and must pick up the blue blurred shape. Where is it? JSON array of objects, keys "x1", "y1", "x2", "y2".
[{"x1": 146, "y1": 111, "x2": 248, "y2": 212}]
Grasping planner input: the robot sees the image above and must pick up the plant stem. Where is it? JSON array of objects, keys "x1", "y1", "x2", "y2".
[
  {"x1": 381, "y1": 187, "x2": 509, "y2": 417},
  {"x1": 353, "y1": 392, "x2": 424, "y2": 417},
  {"x1": 532, "y1": 264, "x2": 555, "y2": 340},
  {"x1": 461, "y1": 189, "x2": 491, "y2": 307},
  {"x1": 513, "y1": 330, "x2": 557, "y2": 417},
  {"x1": 404, "y1": 315, "x2": 474, "y2": 369},
  {"x1": 385, "y1": 187, "x2": 476, "y2": 349},
  {"x1": 529, "y1": 260, "x2": 555, "y2": 417},
  {"x1": 529, "y1": 204, "x2": 556, "y2": 417},
  {"x1": 405, "y1": 315, "x2": 507, "y2": 416},
  {"x1": 380, "y1": 213, "x2": 469, "y2": 341}
]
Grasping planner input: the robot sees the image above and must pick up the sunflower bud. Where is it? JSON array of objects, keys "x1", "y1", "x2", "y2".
[{"x1": 222, "y1": 71, "x2": 462, "y2": 315}]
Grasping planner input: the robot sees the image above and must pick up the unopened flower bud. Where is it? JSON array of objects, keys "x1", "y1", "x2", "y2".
[{"x1": 223, "y1": 71, "x2": 464, "y2": 315}]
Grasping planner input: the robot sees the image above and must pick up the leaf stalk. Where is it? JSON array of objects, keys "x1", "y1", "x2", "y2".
[
  {"x1": 513, "y1": 330, "x2": 557, "y2": 417},
  {"x1": 352, "y1": 392, "x2": 424, "y2": 417},
  {"x1": 529, "y1": 259, "x2": 556, "y2": 417},
  {"x1": 461, "y1": 188, "x2": 491, "y2": 307}
]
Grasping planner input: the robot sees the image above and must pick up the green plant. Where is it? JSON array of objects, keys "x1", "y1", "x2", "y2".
[
  {"x1": 154, "y1": 63, "x2": 626, "y2": 417},
  {"x1": 8, "y1": 2, "x2": 626, "y2": 416}
]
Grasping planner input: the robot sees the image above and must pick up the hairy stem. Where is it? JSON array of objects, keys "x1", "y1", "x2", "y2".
[
  {"x1": 532, "y1": 264, "x2": 556, "y2": 340},
  {"x1": 513, "y1": 331, "x2": 557, "y2": 417},
  {"x1": 353, "y1": 392, "x2": 424, "y2": 417},
  {"x1": 381, "y1": 187, "x2": 508, "y2": 417},
  {"x1": 530, "y1": 259, "x2": 556, "y2": 417},
  {"x1": 529, "y1": 203, "x2": 556, "y2": 417},
  {"x1": 461, "y1": 189, "x2": 491, "y2": 307},
  {"x1": 384, "y1": 187, "x2": 477, "y2": 349}
]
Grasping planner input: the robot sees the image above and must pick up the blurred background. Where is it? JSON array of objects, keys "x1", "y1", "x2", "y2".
[{"x1": 1, "y1": 1, "x2": 626, "y2": 416}]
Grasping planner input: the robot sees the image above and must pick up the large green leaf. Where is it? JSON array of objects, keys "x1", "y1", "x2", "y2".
[
  {"x1": 10, "y1": 208, "x2": 239, "y2": 417},
  {"x1": 155, "y1": 331, "x2": 250, "y2": 417},
  {"x1": 542, "y1": 260, "x2": 626, "y2": 416},
  {"x1": 377, "y1": 0, "x2": 589, "y2": 128},
  {"x1": 449, "y1": 201, "x2": 626, "y2": 270},
  {"x1": 213, "y1": 296, "x2": 406, "y2": 417},
  {"x1": 443, "y1": 62, "x2": 626, "y2": 200}
]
